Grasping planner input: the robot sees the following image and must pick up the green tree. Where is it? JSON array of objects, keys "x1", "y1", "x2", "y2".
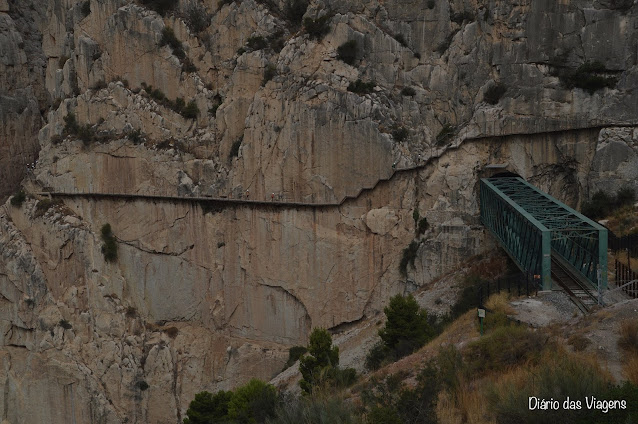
[
  {"x1": 299, "y1": 328, "x2": 339, "y2": 394},
  {"x1": 183, "y1": 390, "x2": 232, "y2": 424},
  {"x1": 379, "y1": 294, "x2": 433, "y2": 358},
  {"x1": 227, "y1": 379, "x2": 277, "y2": 423}
]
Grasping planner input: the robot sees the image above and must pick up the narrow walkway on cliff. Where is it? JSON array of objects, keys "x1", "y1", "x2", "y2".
[
  {"x1": 480, "y1": 176, "x2": 607, "y2": 313},
  {"x1": 35, "y1": 118, "x2": 635, "y2": 209}
]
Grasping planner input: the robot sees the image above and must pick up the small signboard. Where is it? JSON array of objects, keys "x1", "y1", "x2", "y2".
[{"x1": 478, "y1": 308, "x2": 486, "y2": 318}]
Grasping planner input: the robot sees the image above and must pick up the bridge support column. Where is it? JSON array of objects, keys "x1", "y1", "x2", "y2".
[
  {"x1": 541, "y1": 230, "x2": 552, "y2": 290},
  {"x1": 599, "y1": 228, "x2": 608, "y2": 290}
]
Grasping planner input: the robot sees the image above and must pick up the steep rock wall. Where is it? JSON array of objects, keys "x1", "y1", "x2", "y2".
[{"x1": 1, "y1": 0, "x2": 638, "y2": 422}]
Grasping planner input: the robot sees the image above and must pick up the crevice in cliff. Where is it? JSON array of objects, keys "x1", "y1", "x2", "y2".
[
  {"x1": 257, "y1": 281, "x2": 312, "y2": 334},
  {"x1": 328, "y1": 315, "x2": 365, "y2": 334}
]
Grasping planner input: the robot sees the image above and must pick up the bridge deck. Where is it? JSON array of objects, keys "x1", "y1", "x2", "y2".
[{"x1": 480, "y1": 177, "x2": 607, "y2": 293}]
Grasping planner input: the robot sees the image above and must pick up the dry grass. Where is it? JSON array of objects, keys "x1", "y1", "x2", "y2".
[
  {"x1": 485, "y1": 292, "x2": 515, "y2": 315},
  {"x1": 606, "y1": 205, "x2": 638, "y2": 236},
  {"x1": 467, "y1": 255, "x2": 508, "y2": 280},
  {"x1": 624, "y1": 354, "x2": 638, "y2": 384},
  {"x1": 609, "y1": 251, "x2": 638, "y2": 274},
  {"x1": 618, "y1": 319, "x2": 638, "y2": 353},
  {"x1": 567, "y1": 334, "x2": 591, "y2": 352}
]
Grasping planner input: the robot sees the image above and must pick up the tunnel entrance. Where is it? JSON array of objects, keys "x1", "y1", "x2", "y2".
[{"x1": 490, "y1": 171, "x2": 523, "y2": 179}]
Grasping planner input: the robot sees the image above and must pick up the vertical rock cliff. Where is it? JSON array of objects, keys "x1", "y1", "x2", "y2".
[{"x1": 1, "y1": 0, "x2": 637, "y2": 422}]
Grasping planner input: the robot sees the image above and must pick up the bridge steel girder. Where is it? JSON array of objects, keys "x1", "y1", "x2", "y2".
[
  {"x1": 480, "y1": 177, "x2": 608, "y2": 291},
  {"x1": 480, "y1": 179, "x2": 552, "y2": 289}
]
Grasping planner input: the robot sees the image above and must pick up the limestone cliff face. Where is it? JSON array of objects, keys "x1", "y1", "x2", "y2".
[{"x1": 1, "y1": 0, "x2": 638, "y2": 422}]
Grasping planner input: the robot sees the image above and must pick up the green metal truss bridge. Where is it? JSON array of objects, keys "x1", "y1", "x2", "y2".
[{"x1": 480, "y1": 177, "x2": 607, "y2": 307}]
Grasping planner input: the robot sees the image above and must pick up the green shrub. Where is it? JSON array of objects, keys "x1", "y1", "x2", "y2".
[
  {"x1": 559, "y1": 61, "x2": 617, "y2": 94},
  {"x1": 136, "y1": 380, "x2": 149, "y2": 391},
  {"x1": 284, "y1": 346, "x2": 308, "y2": 370},
  {"x1": 125, "y1": 306, "x2": 137, "y2": 318},
  {"x1": 379, "y1": 294, "x2": 433, "y2": 357},
  {"x1": 303, "y1": 16, "x2": 331, "y2": 40},
  {"x1": 436, "y1": 123, "x2": 455, "y2": 145},
  {"x1": 448, "y1": 273, "x2": 486, "y2": 320},
  {"x1": 391, "y1": 126, "x2": 408, "y2": 142},
  {"x1": 268, "y1": 395, "x2": 359, "y2": 424},
  {"x1": 347, "y1": 79, "x2": 375, "y2": 94},
  {"x1": 284, "y1": 0, "x2": 309, "y2": 25},
  {"x1": 484, "y1": 82, "x2": 507, "y2": 105},
  {"x1": 464, "y1": 325, "x2": 545, "y2": 377},
  {"x1": 59, "y1": 319, "x2": 72, "y2": 330},
  {"x1": 401, "y1": 86, "x2": 416, "y2": 96},
  {"x1": 417, "y1": 217, "x2": 429, "y2": 235},
  {"x1": 127, "y1": 129, "x2": 144, "y2": 145},
  {"x1": 183, "y1": 390, "x2": 233, "y2": 424},
  {"x1": 582, "y1": 186, "x2": 636, "y2": 220},
  {"x1": 63, "y1": 112, "x2": 79, "y2": 136},
  {"x1": 140, "y1": 0, "x2": 177, "y2": 16},
  {"x1": 268, "y1": 30, "x2": 286, "y2": 53},
  {"x1": 101, "y1": 223, "x2": 118, "y2": 263},
  {"x1": 616, "y1": 186, "x2": 636, "y2": 207},
  {"x1": 337, "y1": 40, "x2": 358, "y2": 65},
  {"x1": 218, "y1": 0, "x2": 234, "y2": 8},
  {"x1": 10, "y1": 191, "x2": 26, "y2": 207},
  {"x1": 229, "y1": 138, "x2": 242, "y2": 159},
  {"x1": 581, "y1": 189, "x2": 614, "y2": 220},
  {"x1": 80, "y1": 1, "x2": 91, "y2": 17},
  {"x1": 182, "y1": 1, "x2": 211, "y2": 33},
  {"x1": 427, "y1": 0, "x2": 435, "y2": 9},
  {"x1": 246, "y1": 35, "x2": 268, "y2": 50},
  {"x1": 299, "y1": 328, "x2": 339, "y2": 394},
  {"x1": 365, "y1": 341, "x2": 390, "y2": 371},
  {"x1": 182, "y1": 57, "x2": 197, "y2": 73},
  {"x1": 399, "y1": 241, "x2": 419, "y2": 277},
  {"x1": 451, "y1": 10, "x2": 474, "y2": 24},
  {"x1": 181, "y1": 100, "x2": 199, "y2": 120},
  {"x1": 228, "y1": 379, "x2": 278, "y2": 423},
  {"x1": 394, "y1": 33, "x2": 407, "y2": 47},
  {"x1": 263, "y1": 64, "x2": 277, "y2": 85},
  {"x1": 160, "y1": 27, "x2": 185, "y2": 59},
  {"x1": 362, "y1": 365, "x2": 440, "y2": 424}
]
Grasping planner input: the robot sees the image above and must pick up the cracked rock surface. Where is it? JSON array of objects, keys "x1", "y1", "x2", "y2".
[{"x1": 1, "y1": 0, "x2": 638, "y2": 422}]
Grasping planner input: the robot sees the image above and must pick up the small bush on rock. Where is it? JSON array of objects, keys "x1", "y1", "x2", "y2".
[
  {"x1": 347, "y1": 79, "x2": 375, "y2": 94},
  {"x1": 182, "y1": 1, "x2": 211, "y2": 33},
  {"x1": 284, "y1": 0, "x2": 309, "y2": 25},
  {"x1": 401, "y1": 86, "x2": 416, "y2": 96},
  {"x1": 337, "y1": 40, "x2": 358, "y2": 65},
  {"x1": 140, "y1": 0, "x2": 177, "y2": 16},
  {"x1": 304, "y1": 16, "x2": 331, "y2": 40},
  {"x1": 101, "y1": 223, "x2": 118, "y2": 263},
  {"x1": 484, "y1": 82, "x2": 507, "y2": 105},
  {"x1": 10, "y1": 191, "x2": 26, "y2": 207},
  {"x1": 559, "y1": 61, "x2": 618, "y2": 94}
]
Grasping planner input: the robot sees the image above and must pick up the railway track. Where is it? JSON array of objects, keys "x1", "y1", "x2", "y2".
[{"x1": 551, "y1": 256, "x2": 599, "y2": 313}]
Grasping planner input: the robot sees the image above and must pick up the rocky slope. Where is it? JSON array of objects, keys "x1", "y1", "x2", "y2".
[{"x1": 1, "y1": 0, "x2": 638, "y2": 422}]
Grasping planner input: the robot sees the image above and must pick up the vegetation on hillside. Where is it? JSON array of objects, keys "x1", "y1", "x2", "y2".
[{"x1": 581, "y1": 186, "x2": 636, "y2": 226}]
